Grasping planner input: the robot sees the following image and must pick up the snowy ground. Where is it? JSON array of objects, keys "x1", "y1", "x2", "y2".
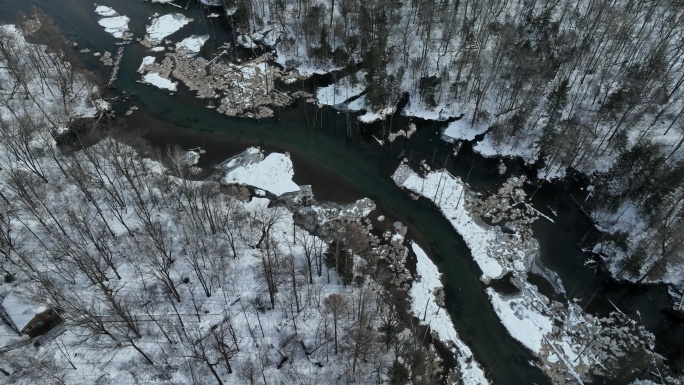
[
  {"x1": 443, "y1": 120, "x2": 490, "y2": 142},
  {"x1": 0, "y1": 21, "x2": 479, "y2": 383},
  {"x1": 315, "y1": 71, "x2": 367, "y2": 107},
  {"x1": 220, "y1": 148, "x2": 300, "y2": 197},
  {"x1": 358, "y1": 106, "x2": 396, "y2": 124},
  {"x1": 0, "y1": 146, "x2": 390, "y2": 384},
  {"x1": 486, "y1": 287, "x2": 553, "y2": 354},
  {"x1": 0, "y1": 137, "x2": 469, "y2": 384},
  {"x1": 273, "y1": 43, "x2": 341, "y2": 79},
  {"x1": 137, "y1": 56, "x2": 157, "y2": 73},
  {"x1": 592, "y1": 201, "x2": 684, "y2": 286},
  {"x1": 0, "y1": 124, "x2": 439, "y2": 384},
  {"x1": 409, "y1": 243, "x2": 489, "y2": 384},
  {"x1": 0, "y1": 24, "x2": 105, "y2": 126}
]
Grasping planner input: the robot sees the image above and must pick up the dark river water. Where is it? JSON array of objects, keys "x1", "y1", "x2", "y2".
[{"x1": 3, "y1": 0, "x2": 682, "y2": 383}]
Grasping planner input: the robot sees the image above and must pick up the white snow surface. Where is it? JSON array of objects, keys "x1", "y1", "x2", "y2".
[
  {"x1": 486, "y1": 288, "x2": 553, "y2": 353},
  {"x1": 2, "y1": 291, "x2": 48, "y2": 331},
  {"x1": 0, "y1": 25, "x2": 101, "y2": 123},
  {"x1": 94, "y1": 5, "x2": 117, "y2": 17},
  {"x1": 274, "y1": 55, "x2": 340, "y2": 79},
  {"x1": 142, "y1": 72, "x2": 177, "y2": 91},
  {"x1": 222, "y1": 148, "x2": 300, "y2": 196},
  {"x1": 137, "y1": 56, "x2": 156, "y2": 73},
  {"x1": 592, "y1": 201, "x2": 684, "y2": 286},
  {"x1": 358, "y1": 105, "x2": 396, "y2": 124},
  {"x1": 175, "y1": 35, "x2": 209, "y2": 57},
  {"x1": 401, "y1": 97, "x2": 461, "y2": 121},
  {"x1": 94, "y1": 5, "x2": 130, "y2": 39},
  {"x1": 344, "y1": 95, "x2": 369, "y2": 112},
  {"x1": 145, "y1": 13, "x2": 193, "y2": 44},
  {"x1": 409, "y1": 243, "x2": 489, "y2": 384},
  {"x1": 315, "y1": 71, "x2": 367, "y2": 106},
  {"x1": 444, "y1": 120, "x2": 490, "y2": 142},
  {"x1": 392, "y1": 163, "x2": 505, "y2": 280},
  {"x1": 474, "y1": 133, "x2": 539, "y2": 166}
]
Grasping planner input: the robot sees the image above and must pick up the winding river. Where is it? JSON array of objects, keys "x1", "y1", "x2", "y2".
[{"x1": 4, "y1": 0, "x2": 682, "y2": 383}]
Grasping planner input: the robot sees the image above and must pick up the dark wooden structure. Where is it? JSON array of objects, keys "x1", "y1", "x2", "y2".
[{"x1": 21, "y1": 308, "x2": 62, "y2": 338}]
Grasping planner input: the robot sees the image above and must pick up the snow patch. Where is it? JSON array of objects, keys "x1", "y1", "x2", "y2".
[
  {"x1": 392, "y1": 163, "x2": 505, "y2": 280},
  {"x1": 486, "y1": 288, "x2": 553, "y2": 353},
  {"x1": 176, "y1": 35, "x2": 209, "y2": 57},
  {"x1": 221, "y1": 148, "x2": 300, "y2": 196},
  {"x1": 145, "y1": 13, "x2": 193, "y2": 44},
  {"x1": 137, "y1": 56, "x2": 156, "y2": 73},
  {"x1": 315, "y1": 70, "x2": 367, "y2": 106},
  {"x1": 2, "y1": 291, "x2": 49, "y2": 331},
  {"x1": 95, "y1": 5, "x2": 130, "y2": 39},
  {"x1": 443, "y1": 120, "x2": 490, "y2": 142},
  {"x1": 359, "y1": 105, "x2": 396, "y2": 123},
  {"x1": 142, "y1": 72, "x2": 177, "y2": 91},
  {"x1": 94, "y1": 5, "x2": 117, "y2": 17},
  {"x1": 409, "y1": 243, "x2": 489, "y2": 384}
]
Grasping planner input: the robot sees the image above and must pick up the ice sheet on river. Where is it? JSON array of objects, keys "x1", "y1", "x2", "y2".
[
  {"x1": 95, "y1": 5, "x2": 131, "y2": 39},
  {"x1": 175, "y1": 35, "x2": 209, "y2": 57},
  {"x1": 142, "y1": 72, "x2": 177, "y2": 91},
  {"x1": 145, "y1": 13, "x2": 193, "y2": 45},
  {"x1": 486, "y1": 287, "x2": 552, "y2": 352},
  {"x1": 220, "y1": 147, "x2": 300, "y2": 196}
]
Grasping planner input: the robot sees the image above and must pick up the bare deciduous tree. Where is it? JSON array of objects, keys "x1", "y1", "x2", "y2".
[{"x1": 323, "y1": 293, "x2": 348, "y2": 355}]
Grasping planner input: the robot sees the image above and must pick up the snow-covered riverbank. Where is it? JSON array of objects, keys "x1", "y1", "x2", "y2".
[
  {"x1": 409, "y1": 242, "x2": 489, "y2": 384},
  {"x1": 392, "y1": 161, "x2": 663, "y2": 383},
  {"x1": 392, "y1": 161, "x2": 539, "y2": 283}
]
